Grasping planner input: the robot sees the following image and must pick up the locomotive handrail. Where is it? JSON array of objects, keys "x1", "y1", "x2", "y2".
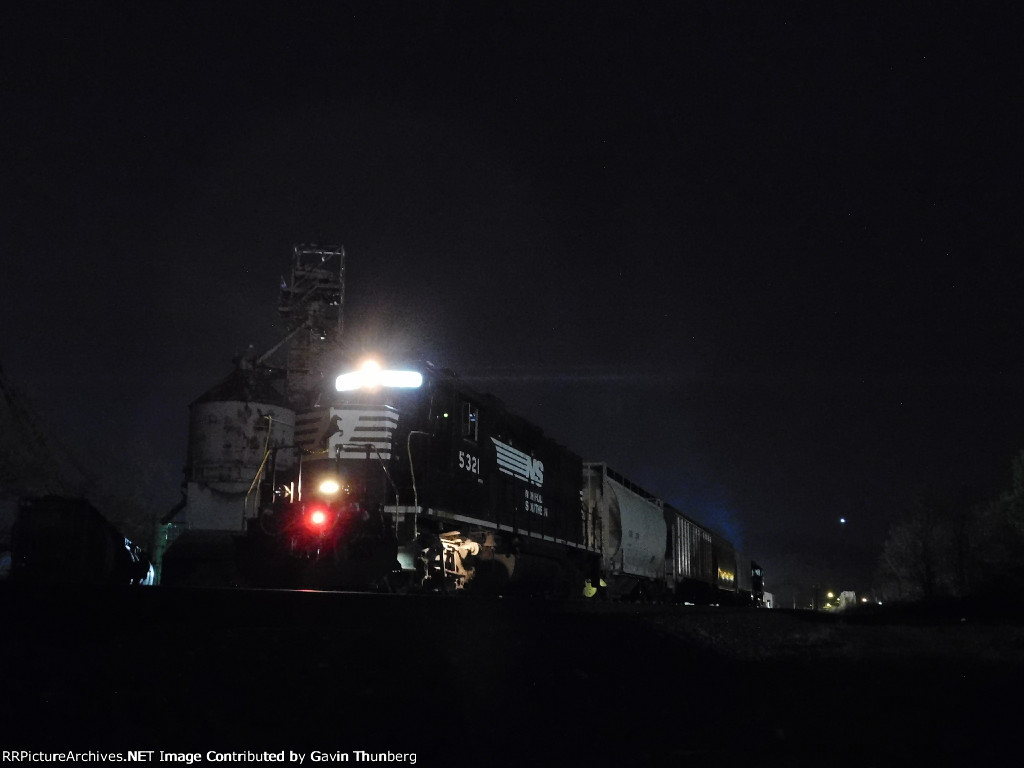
[
  {"x1": 406, "y1": 430, "x2": 431, "y2": 540},
  {"x1": 243, "y1": 413, "x2": 279, "y2": 524}
]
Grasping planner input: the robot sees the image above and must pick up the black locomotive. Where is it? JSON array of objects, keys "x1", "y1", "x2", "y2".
[
  {"x1": 243, "y1": 359, "x2": 762, "y2": 603},
  {"x1": 239, "y1": 361, "x2": 595, "y2": 593}
]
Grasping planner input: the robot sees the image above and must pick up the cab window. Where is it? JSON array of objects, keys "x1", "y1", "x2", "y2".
[{"x1": 461, "y1": 401, "x2": 479, "y2": 441}]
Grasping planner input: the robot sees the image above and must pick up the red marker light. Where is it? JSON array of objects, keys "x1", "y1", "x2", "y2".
[{"x1": 304, "y1": 505, "x2": 332, "y2": 532}]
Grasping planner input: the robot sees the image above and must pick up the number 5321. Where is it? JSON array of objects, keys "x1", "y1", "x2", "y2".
[{"x1": 458, "y1": 450, "x2": 479, "y2": 474}]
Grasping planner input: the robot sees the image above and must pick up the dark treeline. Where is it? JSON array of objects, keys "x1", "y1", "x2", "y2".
[
  {"x1": 0, "y1": 365, "x2": 159, "y2": 557},
  {"x1": 875, "y1": 450, "x2": 1024, "y2": 604}
]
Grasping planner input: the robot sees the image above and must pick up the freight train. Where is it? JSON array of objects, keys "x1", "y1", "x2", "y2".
[{"x1": 166, "y1": 357, "x2": 763, "y2": 603}]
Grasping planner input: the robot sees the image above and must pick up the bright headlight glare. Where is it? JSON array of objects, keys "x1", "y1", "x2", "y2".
[
  {"x1": 319, "y1": 479, "x2": 341, "y2": 495},
  {"x1": 335, "y1": 367, "x2": 422, "y2": 391},
  {"x1": 335, "y1": 371, "x2": 361, "y2": 391},
  {"x1": 379, "y1": 370, "x2": 423, "y2": 388}
]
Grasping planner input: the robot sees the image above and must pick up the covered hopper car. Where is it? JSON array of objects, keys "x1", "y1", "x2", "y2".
[{"x1": 584, "y1": 462, "x2": 762, "y2": 604}]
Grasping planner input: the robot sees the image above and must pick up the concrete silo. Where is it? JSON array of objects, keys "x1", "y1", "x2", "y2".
[{"x1": 182, "y1": 360, "x2": 295, "y2": 533}]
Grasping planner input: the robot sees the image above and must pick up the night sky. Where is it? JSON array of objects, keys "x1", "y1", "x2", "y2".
[{"x1": 3, "y1": 2, "x2": 1023, "y2": 602}]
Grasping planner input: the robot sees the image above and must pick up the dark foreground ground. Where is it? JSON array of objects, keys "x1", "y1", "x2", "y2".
[{"x1": 3, "y1": 586, "x2": 1023, "y2": 766}]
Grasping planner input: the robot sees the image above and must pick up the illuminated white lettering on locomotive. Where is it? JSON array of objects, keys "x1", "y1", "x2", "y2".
[
  {"x1": 491, "y1": 438, "x2": 544, "y2": 487},
  {"x1": 525, "y1": 488, "x2": 548, "y2": 517},
  {"x1": 458, "y1": 450, "x2": 480, "y2": 474},
  {"x1": 317, "y1": 406, "x2": 399, "y2": 460}
]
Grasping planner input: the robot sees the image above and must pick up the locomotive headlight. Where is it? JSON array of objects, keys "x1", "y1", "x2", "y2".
[
  {"x1": 318, "y1": 478, "x2": 341, "y2": 495},
  {"x1": 336, "y1": 360, "x2": 423, "y2": 391},
  {"x1": 379, "y1": 369, "x2": 423, "y2": 388}
]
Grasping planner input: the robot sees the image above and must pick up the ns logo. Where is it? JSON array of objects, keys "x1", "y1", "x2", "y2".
[
  {"x1": 491, "y1": 438, "x2": 545, "y2": 487},
  {"x1": 525, "y1": 456, "x2": 545, "y2": 486}
]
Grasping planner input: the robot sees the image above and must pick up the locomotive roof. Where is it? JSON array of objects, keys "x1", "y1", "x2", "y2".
[{"x1": 421, "y1": 362, "x2": 579, "y2": 453}]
